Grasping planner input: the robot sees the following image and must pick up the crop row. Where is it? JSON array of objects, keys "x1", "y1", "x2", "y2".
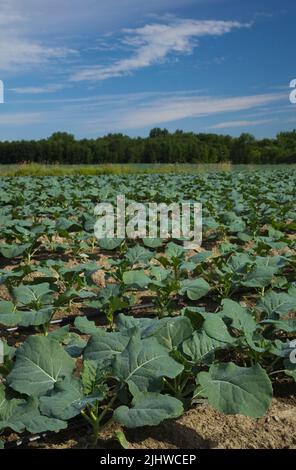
[{"x1": 0, "y1": 170, "x2": 295, "y2": 448}]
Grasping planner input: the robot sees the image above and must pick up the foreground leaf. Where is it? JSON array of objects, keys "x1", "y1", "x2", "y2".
[
  {"x1": 7, "y1": 336, "x2": 75, "y2": 397},
  {"x1": 196, "y1": 362, "x2": 272, "y2": 418},
  {"x1": 113, "y1": 332, "x2": 183, "y2": 392},
  {"x1": 40, "y1": 377, "x2": 104, "y2": 420},
  {"x1": 113, "y1": 392, "x2": 183, "y2": 428}
]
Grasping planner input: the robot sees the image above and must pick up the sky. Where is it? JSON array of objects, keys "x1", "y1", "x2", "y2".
[{"x1": 0, "y1": 0, "x2": 295, "y2": 140}]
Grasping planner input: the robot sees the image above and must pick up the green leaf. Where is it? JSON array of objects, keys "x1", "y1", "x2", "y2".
[
  {"x1": 203, "y1": 315, "x2": 235, "y2": 344},
  {"x1": 165, "y1": 242, "x2": 185, "y2": 259},
  {"x1": 0, "y1": 385, "x2": 66, "y2": 434},
  {"x1": 123, "y1": 270, "x2": 151, "y2": 289},
  {"x1": 150, "y1": 266, "x2": 171, "y2": 282},
  {"x1": 64, "y1": 333, "x2": 87, "y2": 357},
  {"x1": 12, "y1": 283, "x2": 54, "y2": 308},
  {"x1": 113, "y1": 332, "x2": 183, "y2": 391},
  {"x1": 0, "y1": 301, "x2": 22, "y2": 326},
  {"x1": 56, "y1": 218, "x2": 82, "y2": 233},
  {"x1": 257, "y1": 291, "x2": 296, "y2": 319},
  {"x1": 220, "y1": 299, "x2": 257, "y2": 334},
  {"x1": 196, "y1": 363, "x2": 272, "y2": 418},
  {"x1": 0, "y1": 339, "x2": 16, "y2": 362},
  {"x1": 74, "y1": 316, "x2": 99, "y2": 335},
  {"x1": 113, "y1": 392, "x2": 183, "y2": 428},
  {"x1": 98, "y1": 238, "x2": 124, "y2": 250},
  {"x1": 0, "y1": 243, "x2": 32, "y2": 259},
  {"x1": 242, "y1": 266, "x2": 276, "y2": 288},
  {"x1": 143, "y1": 238, "x2": 163, "y2": 248},
  {"x1": 116, "y1": 314, "x2": 158, "y2": 338},
  {"x1": 153, "y1": 317, "x2": 193, "y2": 351},
  {"x1": 7, "y1": 336, "x2": 75, "y2": 397},
  {"x1": 183, "y1": 330, "x2": 228, "y2": 365},
  {"x1": 0, "y1": 384, "x2": 23, "y2": 427},
  {"x1": 18, "y1": 307, "x2": 54, "y2": 328},
  {"x1": 190, "y1": 251, "x2": 212, "y2": 264},
  {"x1": 84, "y1": 329, "x2": 129, "y2": 364},
  {"x1": 181, "y1": 307, "x2": 205, "y2": 330},
  {"x1": 179, "y1": 278, "x2": 210, "y2": 300},
  {"x1": 40, "y1": 377, "x2": 104, "y2": 420},
  {"x1": 81, "y1": 360, "x2": 98, "y2": 395},
  {"x1": 125, "y1": 245, "x2": 153, "y2": 266},
  {"x1": 48, "y1": 325, "x2": 71, "y2": 342}
]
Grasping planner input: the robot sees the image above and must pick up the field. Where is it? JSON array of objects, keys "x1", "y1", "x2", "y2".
[{"x1": 0, "y1": 167, "x2": 295, "y2": 449}]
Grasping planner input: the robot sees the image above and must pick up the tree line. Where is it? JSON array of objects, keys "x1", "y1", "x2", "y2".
[{"x1": 0, "y1": 128, "x2": 296, "y2": 165}]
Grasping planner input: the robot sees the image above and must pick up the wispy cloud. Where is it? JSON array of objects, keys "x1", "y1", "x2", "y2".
[
  {"x1": 10, "y1": 84, "x2": 68, "y2": 95},
  {"x1": 208, "y1": 118, "x2": 277, "y2": 129},
  {"x1": 71, "y1": 19, "x2": 249, "y2": 82},
  {"x1": 0, "y1": 112, "x2": 43, "y2": 125},
  {"x1": 0, "y1": 91, "x2": 286, "y2": 136},
  {"x1": 86, "y1": 92, "x2": 284, "y2": 130},
  {"x1": 0, "y1": 38, "x2": 77, "y2": 71},
  {"x1": 0, "y1": 1, "x2": 77, "y2": 71}
]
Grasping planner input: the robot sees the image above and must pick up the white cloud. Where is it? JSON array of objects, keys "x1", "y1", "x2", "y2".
[
  {"x1": 0, "y1": 112, "x2": 43, "y2": 125},
  {"x1": 88, "y1": 92, "x2": 284, "y2": 130},
  {"x1": 10, "y1": 84, "x2": 67, "y2": 95},
  {"x1": 0, "y1": 40, "x2": 76, "y2": 71},
  {"x1": 0, "y1": 1, "x2": 77, "y2": 71},
  {"x1": 208, "y1": 118, "x2": 277, "y2": 129},
  {"x1": 0, "y1": 91, "x2": 286, "y2": 136},
  {"x1": 71, "y1": 19, "x2": 248, "y2": 81}
]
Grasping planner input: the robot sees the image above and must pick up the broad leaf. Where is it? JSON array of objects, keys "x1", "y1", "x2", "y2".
[
  {"x1": 74, "y1": 316, "x2": 99, "y2": 335},
  {"x1": 203, "y1": 315, "x2": 235, "y2": 344},
  {"x1": 113, "y1": 392, "x2": 183, "y2": 428},
  {"x1": 113, "y1": 332, "x2": 183, "y2": 391},
  {"x1": 179, "y1": 278, "x2": 210, "y2": 300},
  {"x1": 123, "y1": 270, "x2": 150, "y2": 289},
  {"x1": 257, "y1": 291, "x2": 295, "y2": 319},
  {"x1": 183, "y1": 330, "x2": 229, "y2": 364},
  {"x1": 0, "y1": 301, "x2": 22, "y2": 326},
  {"x1": 12, "y1": 283, "x2": 54, "y2": 308},
  {"x1": 220, "y1": 299, "x2": 257, "y2": 334},
  {"x1": 153, "y1": 317, "x2": 193, "y2": 351},
  {"x1": 40, "y1": 377, "x2": 104, "y2": 421},
  {"x1": 84, "y1": 329, "x2": 129, "y2": 364},
  {"x1": 0, "y1": 385, "x2": 66, "y2": 434},
  {"x1": 7, "y1": 336, "x2": 75, "y2": 397},
  {"x1": 196, "y1": 363, "x2": 272, "y2": 418}
]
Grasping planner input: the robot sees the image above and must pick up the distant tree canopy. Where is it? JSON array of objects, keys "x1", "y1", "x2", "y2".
[{"x1": 0, "y1": 128, "x2": 296, "y2": 165}]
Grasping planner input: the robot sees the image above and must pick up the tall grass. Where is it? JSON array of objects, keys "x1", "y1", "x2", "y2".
[{"x1": 0, "y1": 162, "x2": 235, "y2": 177}]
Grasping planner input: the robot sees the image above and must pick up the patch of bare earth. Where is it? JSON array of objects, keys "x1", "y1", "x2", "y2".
[{"x1": 29, "y1": 396, "x2": 296, "y2": 449}]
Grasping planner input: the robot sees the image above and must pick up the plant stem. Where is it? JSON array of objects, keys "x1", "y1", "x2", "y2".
[{"x1": 269, "y1": 369, "x2": 286, "y2": 377}]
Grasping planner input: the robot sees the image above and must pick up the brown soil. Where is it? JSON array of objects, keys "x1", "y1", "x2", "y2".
[{"x1": 29, "y1": 396, "x2": 296, "y2": 450}]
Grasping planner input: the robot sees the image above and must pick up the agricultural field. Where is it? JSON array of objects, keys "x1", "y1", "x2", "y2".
[{"x1": 0, "y1": 168, "x2": 295, "y2": 449}]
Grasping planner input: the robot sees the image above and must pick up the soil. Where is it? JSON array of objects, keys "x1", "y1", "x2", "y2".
[{"x1": 28, "y1": 394, "x2": 296, "y2": 450}]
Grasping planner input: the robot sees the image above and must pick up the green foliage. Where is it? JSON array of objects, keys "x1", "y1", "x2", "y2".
[
  {"x1": 0, "y1": 168, "x2": 295, "y2": 448},
  {"x1": 1, "y1": 129, "x2": 296, "y2": 166}
]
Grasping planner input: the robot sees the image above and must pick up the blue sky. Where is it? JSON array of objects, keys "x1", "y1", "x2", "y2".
[{"x1": 0, "y1": 0, "x2": 295, "y2": 140}]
